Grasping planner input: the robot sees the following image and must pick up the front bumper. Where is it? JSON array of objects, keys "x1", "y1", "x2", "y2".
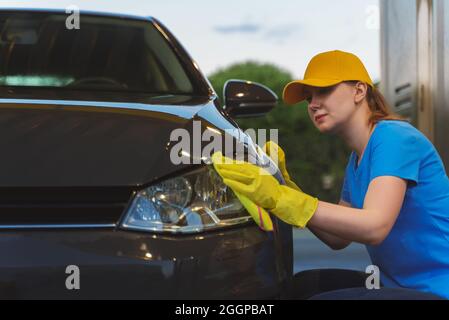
[{"x1": 0, "y1": 224, "x2": 286, "y2": 299}]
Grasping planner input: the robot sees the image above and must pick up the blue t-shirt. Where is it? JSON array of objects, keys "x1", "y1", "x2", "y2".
[{"x1": 341, "y1": 120, "x2": 449, "y2": 299}]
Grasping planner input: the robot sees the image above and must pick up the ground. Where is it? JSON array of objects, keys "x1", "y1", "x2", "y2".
[{"x1": 293, "y1": 229, "x2": 371, "y2": 274}]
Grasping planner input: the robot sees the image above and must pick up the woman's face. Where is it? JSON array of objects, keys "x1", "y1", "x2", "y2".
[{"x1": 305, "y1": 82, "x2": 358, "y2": 134}]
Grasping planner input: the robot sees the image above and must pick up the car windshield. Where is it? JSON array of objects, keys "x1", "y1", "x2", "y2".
[{"x1": 0, "y1": 12, "x2": 205, "y2": 95}]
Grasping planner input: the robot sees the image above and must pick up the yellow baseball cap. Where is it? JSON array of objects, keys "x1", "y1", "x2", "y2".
[{"x1": 283, "y1": 50, "x2": 374, "y2": 105}]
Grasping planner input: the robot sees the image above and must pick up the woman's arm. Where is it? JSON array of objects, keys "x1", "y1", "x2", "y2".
[
  {"x1": 307, "y1": 200, "x2": 353, "y2": 250},
  {"x1": 307, "y1": 176, "x2": 407, "y2": 245}
]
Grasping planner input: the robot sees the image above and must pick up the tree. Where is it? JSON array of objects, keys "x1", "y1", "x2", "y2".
[{"x1": 208, "y1": 61, "x2": 351, "y2": 202}]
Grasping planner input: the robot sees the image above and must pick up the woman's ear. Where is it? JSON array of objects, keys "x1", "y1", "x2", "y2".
[{"x1": 354, "y1": 82, "x2": 368, "y2": 105}]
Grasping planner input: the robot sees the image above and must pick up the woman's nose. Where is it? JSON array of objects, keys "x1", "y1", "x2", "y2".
[{"x1": 308, "y1": 97, "x2": 321, "y2": 110}]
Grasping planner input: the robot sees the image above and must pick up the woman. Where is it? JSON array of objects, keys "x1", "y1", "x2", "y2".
[{"x1": 212, "y1": 50, "x2": 449, "y2": 299}]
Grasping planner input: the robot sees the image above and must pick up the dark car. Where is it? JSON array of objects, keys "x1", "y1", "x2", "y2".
[{"x1": 0, "y1": 9, "x2": 293, "y2": 299}]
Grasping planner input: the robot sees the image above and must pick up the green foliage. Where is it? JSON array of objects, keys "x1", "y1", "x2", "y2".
[{"x1": 208, "y1": 61, "x2": 351, "y2": 202}]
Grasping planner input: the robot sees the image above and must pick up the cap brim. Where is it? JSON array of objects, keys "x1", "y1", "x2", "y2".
[{"x1": 283, "y1": 78, "x2": 343, "y2": 105}]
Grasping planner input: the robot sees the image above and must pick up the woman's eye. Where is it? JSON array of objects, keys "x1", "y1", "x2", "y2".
[
  {"x1": 318, "y1": 87, "x2": 334, "y2": 95},
  {"x1": 305, "y1": 85, "x2": 335, "y2": 103},
  {"x1": 303, "y1": 90, "x2": 312, "y2": 103}
]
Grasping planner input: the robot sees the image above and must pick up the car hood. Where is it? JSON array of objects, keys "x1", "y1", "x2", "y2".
[{"x1": 0, "y1": 96, "x2": 238, "y2": 187}]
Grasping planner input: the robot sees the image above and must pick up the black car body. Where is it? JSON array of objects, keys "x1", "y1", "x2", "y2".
[{"x1": 0, "y1": 9, "x2": 292, "y2": 299}]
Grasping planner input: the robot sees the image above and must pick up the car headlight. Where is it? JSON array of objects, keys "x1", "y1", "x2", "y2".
[{"x1": 120, "y1": 166, "x2": 251, "y2": 234}]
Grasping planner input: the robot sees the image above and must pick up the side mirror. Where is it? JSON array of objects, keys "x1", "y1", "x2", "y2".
[{"x1": 223, "y1": 80, "x2": 278, "y2": 118}]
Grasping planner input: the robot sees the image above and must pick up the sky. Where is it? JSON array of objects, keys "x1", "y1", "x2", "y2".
[{"x1": 0, "y1": 0, "x2": 380, "y2": 80}]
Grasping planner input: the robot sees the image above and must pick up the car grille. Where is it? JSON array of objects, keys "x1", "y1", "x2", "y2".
[{"x1": 0, "y1": 187, "x2": 133, "y2": 228}]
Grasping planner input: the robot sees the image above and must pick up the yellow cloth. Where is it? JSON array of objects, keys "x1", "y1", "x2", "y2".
[
  {"x1": 211, "y1": 152, "x2": 319, "y2": 229},
  {"x1": 233, "y1": 192, "x2": 273, "y2": 232}
]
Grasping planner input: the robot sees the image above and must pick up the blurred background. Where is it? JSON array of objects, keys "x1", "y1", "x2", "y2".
[{"x1": 1, "y1": 0, "x2": 375, "y2": 272}]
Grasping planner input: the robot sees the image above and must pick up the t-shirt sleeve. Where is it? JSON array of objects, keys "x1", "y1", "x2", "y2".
[
  {"x1": 340, "y1": 156, "x2": 352, "y2": 203},
  {"x1": 370, "y1": 128, "x2": 420, "y2": 185},
  {"x1": 340, "y1": 174, "x2": 351, "y2": 203}
]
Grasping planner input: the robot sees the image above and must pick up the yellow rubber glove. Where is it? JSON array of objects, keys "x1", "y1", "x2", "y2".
[
  {"x1": 211, "y1": 152, "x2": 319, "y2": 229},
  {"x1": 263, "y1": 141, "x2": 302, "y2": 192},
  {"x1": 210, "y1": 161, "x2": 273, "y2": 232}
]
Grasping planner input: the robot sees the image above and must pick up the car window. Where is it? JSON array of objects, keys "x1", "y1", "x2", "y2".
[{"x1": 0, "y1": 12, "x2": 204, "y2": 95}]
